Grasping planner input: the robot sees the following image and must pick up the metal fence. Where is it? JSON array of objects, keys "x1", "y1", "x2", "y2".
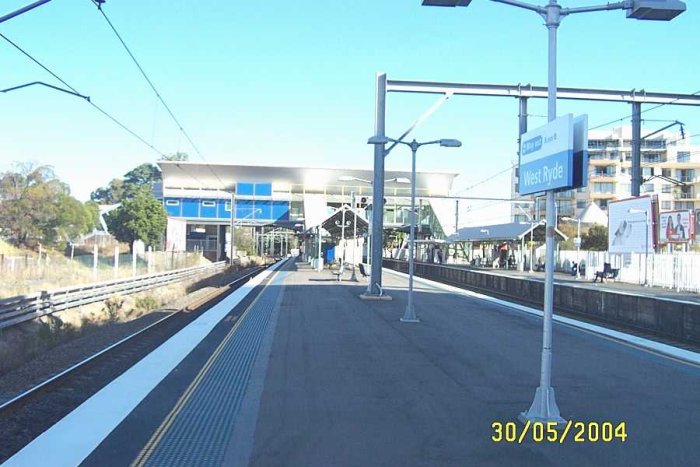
[
  {"x1": 554, "y1": 250, "x2": 700, "y2": 293},
  {"x1": 0, "y1": 261, "x2": 227, "y2": 330}
]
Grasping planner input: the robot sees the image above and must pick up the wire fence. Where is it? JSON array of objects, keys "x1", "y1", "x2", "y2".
[{"x1": 0, "y1": 250, "x2": 204, "y2": 299}]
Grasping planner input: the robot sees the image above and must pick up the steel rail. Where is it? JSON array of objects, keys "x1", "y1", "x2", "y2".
[
  {"x1": 0, "y1": 262, "x2": 228, "y2": 329},
  {"x1": 0, "y1": 264, "x2": 269, "y2": 413}
]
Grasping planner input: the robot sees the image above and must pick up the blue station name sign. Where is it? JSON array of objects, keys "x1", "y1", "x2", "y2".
[{"x1": 518, "y1": 114, "x2": 588, "y2": 195}]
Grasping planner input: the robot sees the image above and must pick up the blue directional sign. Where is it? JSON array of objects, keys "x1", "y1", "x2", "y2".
[{"x1": 518, "y1": 114, "x2": 574, "y2": 195}]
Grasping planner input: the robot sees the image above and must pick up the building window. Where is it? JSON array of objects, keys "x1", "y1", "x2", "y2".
[
  {"x1": 642, "y1": 167, "x2": 653, "y2": 177},
  {"x1": 593, "y1": 182, "x2": 614, "y2": 193},
  {"x1": 619, "y1": 184, "x2": 631, "y2": 194},
  {"x1": 661, "y1": 201, "x2": 672, "y2": 210},
  {"x1": 595, "y1": 199, "x2": 609, "y2": 209},
  {"x1": 662, "y1": 184, "x2": 672, "y2": 194},
  {"x1": 642, "y1": 152, "x2": 661, "y2": 164},
  {"x1": 662, "y1": 168, "x2": 671, "y2": 177},
  {"x1": 224, "y1": 202, "x2": 231, "y2": 211},
  {"x1": 201, "y1": 200, "x2": 216, "y2": 208},
  {"x1": 641, "y1": 184, "x2": 654, "y2": 193},
  {"x1": 165, "y1": 199, "x2": 180, "y2": 206},
  {"x1": 576, "y1": 200, "x2": 587, "y2": 209},
  {"x1": 677, "y1": 151, "x2": 690, "y2": 163}
]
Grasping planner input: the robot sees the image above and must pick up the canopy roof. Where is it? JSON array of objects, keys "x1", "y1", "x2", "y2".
[
  {"x1": 448, "y1": 222, "x2": 568, "y2": 243},
  {"x1": 313, "y1": 205, "x2": 368, "y2": 238},
  {"x1": 579, "y1": 202, "x2": 609, "y2": 225},
  {"x1": 159, "y1": 161, "x2": 458, "y2": 197}
]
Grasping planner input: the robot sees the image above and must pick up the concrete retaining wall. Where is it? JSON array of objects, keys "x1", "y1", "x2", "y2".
[{"x1": 384, "y1": 259, "x2": 700, "y2": 346}]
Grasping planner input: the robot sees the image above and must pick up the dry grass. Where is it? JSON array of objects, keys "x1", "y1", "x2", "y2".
[
  {"x1": 0, "y1": 240, "x2": 206, "y2": 298},
  {"x1": 0, "y1": 282, "x2": 185, "y2": 376}
]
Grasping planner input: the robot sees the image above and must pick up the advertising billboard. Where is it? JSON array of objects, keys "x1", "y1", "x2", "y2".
[
  {"x1": 608, "y1": 197, "x2": 656, "y2": 254},
  {"x1": 166, "y1": 217, "x2": 187, "y2": 252},
  {"x1": 659, "y1": 210, "x2": 692, "y2": 243}
]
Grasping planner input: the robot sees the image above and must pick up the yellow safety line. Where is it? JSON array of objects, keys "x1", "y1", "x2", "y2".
[{"x1": 131, "y1": 270, "x2": 277, "y2": 467}]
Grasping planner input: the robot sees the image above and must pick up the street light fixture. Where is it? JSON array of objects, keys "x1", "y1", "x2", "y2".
[
  {"x1": 368, "y1": 136, "x2": 462, "y2": 323},
  {"x1": 561, "y1": 216, "x2": 582, "y2": 279},
  {"x1": 422, "y1": 0, "x2": 685, "y2": 427},
  {"x1": 628, "y1": 208, "x2": 650, "y2": 286}
]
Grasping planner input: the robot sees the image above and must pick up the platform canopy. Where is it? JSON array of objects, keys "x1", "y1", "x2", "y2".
[
  {"x1": 158, "y1": 161, "x2": 457, "y2": 197},
  {"x1": 311, "y1": 205, "x2": 369, "y2": 238},
  {"x1": 447, "y1": 222, "x2": 568, "y2": 243}
]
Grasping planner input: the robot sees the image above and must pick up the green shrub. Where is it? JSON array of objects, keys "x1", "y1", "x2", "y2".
[
  {"x1": 134, "y1": 295, "x2": 160, "y2": 313},
  {"x1": 103, "y1": 297, "x2": 124, "y2": 322}
]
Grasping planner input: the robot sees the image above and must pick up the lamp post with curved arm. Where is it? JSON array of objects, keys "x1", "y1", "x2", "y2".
[{"x1": 367, "y1": 137, "x2": 461, "y2": 322}]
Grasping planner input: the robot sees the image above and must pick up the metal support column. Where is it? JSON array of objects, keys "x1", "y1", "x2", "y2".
[
  {"x1": 631, "y1": 101, "x2": 642, "y2": 197},
  {"x1": 369, "y1": 72, "x2": 387, "y2": 296}
]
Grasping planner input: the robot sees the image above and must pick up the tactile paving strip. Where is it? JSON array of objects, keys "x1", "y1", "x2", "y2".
[{"x1": 135, "y1": 269, "x2": 288, "y2": 467}]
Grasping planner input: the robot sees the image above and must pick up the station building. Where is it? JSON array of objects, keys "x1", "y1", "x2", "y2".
[{"x1": 156, "y1": 161, "x2": 459, "y2": 261}]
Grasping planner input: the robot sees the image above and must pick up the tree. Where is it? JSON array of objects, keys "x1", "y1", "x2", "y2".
[
  {"x1": 106, "y1": 190, "x2": 167, "y2": 251},
  {"x1": 90, "y1": 178, "x2": 125, "y2": 204},
  {"x1": 581, "y1": 224, "x2": 608, "y2": 251},
  {"x1": 124, "y1": 163, "x2": 161, "y2": 186},
  {"x1": 557, "y1": 221, "x2": 577, "y2": 250},
  {"x1": 90, "y1": 163, "x2": 161, "y2": 204},
  {"x1": 0, "y1": 163, "x2": 94, "y2": 246}
]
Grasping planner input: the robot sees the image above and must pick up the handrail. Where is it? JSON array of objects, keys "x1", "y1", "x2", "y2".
[{"x1": 0, "y1": 261, "x2": 227, "y2": 329}]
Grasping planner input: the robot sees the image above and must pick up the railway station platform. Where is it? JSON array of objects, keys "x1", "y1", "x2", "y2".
[{"x1": 4, "y1": 258, "x2": 700, "y2": 466}]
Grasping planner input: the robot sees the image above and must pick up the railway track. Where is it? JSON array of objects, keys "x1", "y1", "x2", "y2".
[{"x1": 0, "y1": 263, "x2": 272, "y2": 463}]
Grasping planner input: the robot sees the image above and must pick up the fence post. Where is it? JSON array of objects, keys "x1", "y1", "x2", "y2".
[
  {"x1": 148, "y1": 246, "x2": 154, "y2": 274},
  {"x1": 132, "y1": 242, "x2": 137, "y2": 277},
  {"x1": 114, "y1": 246, "x2": 120, "y2": 277},
  {"x1": 38, "y1": 243, "x2": 43, "y2": 268},
  {"x1": 70, "y1": 243, "x2": 75, "y2": 261},
  {"x1": 93, "y1": 244, "x2": 98, "y2": 279}
]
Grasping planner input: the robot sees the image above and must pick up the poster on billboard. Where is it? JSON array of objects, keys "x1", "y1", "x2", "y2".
[
  {"x1": 695, "y1": 209, "x2": 700, "y2": 242},
  {"x1": 658, "y1": 210, "x2": 692, "y2": 243},
  {"x1": 608, "y1": 197, "x2": 656, "y2": 254},
  {"x1": 166, "y1": 218, "x2": 187, "y2": 251}
]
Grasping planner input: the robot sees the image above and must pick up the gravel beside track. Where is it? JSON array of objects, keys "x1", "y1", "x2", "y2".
[{"x1": 0, "y1": 265, "x2": 266, "y2": 463}]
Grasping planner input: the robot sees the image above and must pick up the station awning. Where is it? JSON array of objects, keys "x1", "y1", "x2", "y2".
[
  {"x1": 447, "y1": 222, "x2": 568, "y2": 243},
  {"x1": 308, "y1": 205, "x2": 368, "y2": 238}
]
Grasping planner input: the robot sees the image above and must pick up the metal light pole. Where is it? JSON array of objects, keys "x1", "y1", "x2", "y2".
[
  {"x1": 562, "y1": 216, "x2": 581, "y2": 279},
  {"x1": 338, "y1": 176, "x2": 410, "y2": 289},
  {"x1": 316, "y1": 225, "x2": 323, "y2": 272},
  {"x1": 350, "y1": 192, "x2": 359, "y2": 281},
  {"x1": 368, "y1": 136, "x2": 461, "y2": 322},
  {"x1": 229, "y1": 192, "x2": 235, "y2": 265},
  {"x1": 422, "y1": 0, "x2": 685, "y2": 426}
]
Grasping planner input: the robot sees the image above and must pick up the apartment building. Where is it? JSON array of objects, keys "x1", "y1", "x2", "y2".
[{"x1": 511, "y1": 126, "x2": 699, "y2": 221}]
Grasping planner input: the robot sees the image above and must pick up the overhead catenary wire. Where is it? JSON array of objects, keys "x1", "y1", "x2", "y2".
[
  {"x1": 88, "y1": 1, "x2": 227, "y2": 189},
  {"x1": 0, "y1": 31, "x2": 167, "y2": 158},
  {"x1": 589, "y1": 90, "x2": 700, "y2": 132}
]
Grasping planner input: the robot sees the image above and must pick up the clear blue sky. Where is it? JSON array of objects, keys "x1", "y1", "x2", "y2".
[{"x1": 1, "y1": 0, "x2": 699, "y2": 224}]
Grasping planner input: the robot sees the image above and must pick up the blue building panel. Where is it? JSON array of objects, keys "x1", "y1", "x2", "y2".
[
  {"x1": 199, "y1": 199, "x2": 218, "y2": 218},
  {"x1": 237, "y1": 183, "x2": 255, "y2": 196},
  {"x1": 254, "y1": 183, "x2": 272, "y2": 196},
  {"x1": 182, "y1": 199, "x2": 199, "y2": 217},
  {"x1": 218, "y1": 200, "x2": 232, "y2": 219},
  {"x1": 272, "y1": 201, "x2": 289, "y2": 220},
  {"x1": 257, "y1": 200, "x2": 273, "y2": 219},
  {"x1": 236, "y1": 199, "x2": 254, "y2": 219},
  {"x1": 164, "y1": 198, "x2": 182, "y2": 216}
]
